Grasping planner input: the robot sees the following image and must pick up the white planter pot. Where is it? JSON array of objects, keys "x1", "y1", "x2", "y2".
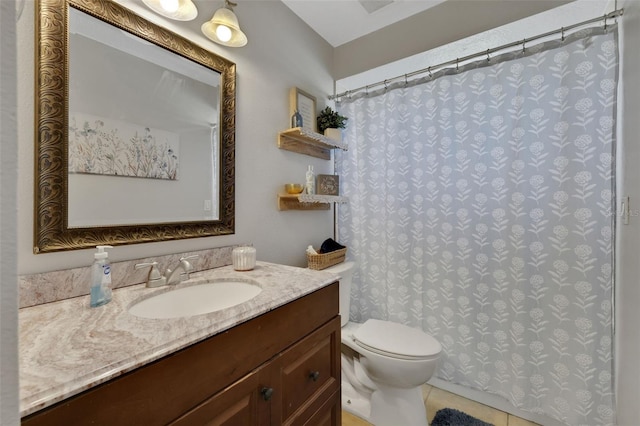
[{"x1": 323, "y1": 128, "x2": 342, "y2": 142}]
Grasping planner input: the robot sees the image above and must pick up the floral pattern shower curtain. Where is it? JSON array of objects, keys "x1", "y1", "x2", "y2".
[{"x1": 336, "y1": 27, "x2": 618, "y2": 425}]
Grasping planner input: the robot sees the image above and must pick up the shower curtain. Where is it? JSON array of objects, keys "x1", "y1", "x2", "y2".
[{"x1": 336, "y1": 27, "x2": 618, "y2": 426}]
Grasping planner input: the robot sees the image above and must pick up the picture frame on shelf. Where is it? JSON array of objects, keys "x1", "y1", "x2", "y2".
[
  {"x1": 289, "y1": 87, "x2": 317, "y2": 133},
  {"x1": 317, "y1": 174, "x2": 340, "y2": 196}
]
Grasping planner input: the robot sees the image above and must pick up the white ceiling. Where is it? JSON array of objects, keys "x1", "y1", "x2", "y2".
[{"x1": 280, "y1": 0, "x2": 447, "y2": 47}]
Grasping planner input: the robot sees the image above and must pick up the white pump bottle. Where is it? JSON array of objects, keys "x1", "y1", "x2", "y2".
[{"x1": 90, "y1": 245, "x2": 113, "y2": 307}]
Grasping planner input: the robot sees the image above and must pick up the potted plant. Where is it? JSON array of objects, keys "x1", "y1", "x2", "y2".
[{"x1": 317, "y1": 106, "x2": 348, "y2": 142}]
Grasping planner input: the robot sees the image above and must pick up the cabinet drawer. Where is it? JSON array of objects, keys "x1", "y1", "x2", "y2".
[
  {"x1": 169, "y1": 363, "x2": 274, "y2": 426},
  {"x1": 302, "y1": 389, "x2": 340, "y2": 426},
  {"x1": 280, "y1": 317, "x2": 341, "y2": 424}
]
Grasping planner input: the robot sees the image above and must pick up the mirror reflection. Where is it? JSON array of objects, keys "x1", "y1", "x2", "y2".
[{"x1": 68, "y1": 8, "x2": 220, "y2": 226}]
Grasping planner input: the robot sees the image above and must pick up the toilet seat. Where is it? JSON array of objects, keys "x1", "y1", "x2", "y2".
[{"x1": 353, "y1": 319, "x2": 442, "y2": 361}]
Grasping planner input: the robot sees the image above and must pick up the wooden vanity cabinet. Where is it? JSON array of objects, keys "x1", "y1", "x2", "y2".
[{"x1": 22, "y1": 282, "x2": 341, "y2": 426}]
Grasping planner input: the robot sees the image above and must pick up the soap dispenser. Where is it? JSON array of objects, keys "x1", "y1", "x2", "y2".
[{"x1": 90, "y1": 245, "x2": 113, "y2": 307}]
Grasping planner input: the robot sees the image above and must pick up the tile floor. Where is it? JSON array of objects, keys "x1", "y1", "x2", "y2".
[{"x1": 342, "y1": 384, "x2": 540, "y2": 426}]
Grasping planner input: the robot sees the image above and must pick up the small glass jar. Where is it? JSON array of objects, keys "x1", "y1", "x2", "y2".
[{"x1": 232, "y1": 246, "x2": 256, "y2": 271}]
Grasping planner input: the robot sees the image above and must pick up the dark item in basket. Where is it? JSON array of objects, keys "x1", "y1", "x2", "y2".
[{"x1": 319, "y1": 238, "x2": 346, "y2": 254}]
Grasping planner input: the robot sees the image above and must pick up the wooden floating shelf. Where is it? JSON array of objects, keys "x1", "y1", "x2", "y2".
[
  {"x1": 277, "y1": 194, "x2": 348, "y2": 211},
  {"x1": 277, "y1": 127, "x2": 347, "y2": 160},
  {"x1": 278, "y1": 194, "x2": 330, "y2": 211}
]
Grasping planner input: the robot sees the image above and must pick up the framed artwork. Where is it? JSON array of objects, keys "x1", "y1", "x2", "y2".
[
  {"x1": 289, "y1": 87, "x2": 317, "y2": 132},
  {"x1": 69, "y1": 113, "x2": 180, "y2": 180},
  {"x1": 317, "y1": 174, "x2": 339, "y2": 196}
]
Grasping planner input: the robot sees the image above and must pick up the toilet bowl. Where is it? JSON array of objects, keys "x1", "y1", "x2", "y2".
[{"x1": 325, "y1": 261, "x2": 442, "y2": 426}]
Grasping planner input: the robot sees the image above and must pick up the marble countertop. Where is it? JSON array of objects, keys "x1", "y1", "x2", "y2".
[{"x1": 19, "y1": 262, "x2": 338, "y2": 417}]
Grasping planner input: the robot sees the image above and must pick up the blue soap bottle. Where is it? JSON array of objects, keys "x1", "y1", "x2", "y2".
[
  {"x1": 90, "y1": 245, "x2": 113, "y2": 307},
  {"x1": 291, "y1": 110, "x2": 303, "y2": 128}
]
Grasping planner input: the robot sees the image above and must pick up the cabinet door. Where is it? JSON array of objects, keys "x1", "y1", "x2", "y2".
[
  {"x1": 170, "y1": 363, "x2": 274, "y2": 426},
  {"x1": 280, "y1": 316, "x2": 341, "y2": 425}
]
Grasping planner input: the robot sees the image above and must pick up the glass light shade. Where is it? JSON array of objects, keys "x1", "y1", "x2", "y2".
[
  {"x1": 159, "y1": 0, "x2": 179, "y2": 13},
  {"x1": 142, "y1": 0, "x2": 198, "y2": 21},
  {"x1": 201, "y1": 7, "x2": 248, "y2": 47}
]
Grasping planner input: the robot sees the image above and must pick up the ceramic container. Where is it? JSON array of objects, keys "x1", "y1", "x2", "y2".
[{"x1": 232, "y1": 246, "x2": 256, "y2": 271}]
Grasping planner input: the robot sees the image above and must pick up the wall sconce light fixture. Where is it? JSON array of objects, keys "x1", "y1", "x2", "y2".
[
  {"x1": 201, "y1": 0, "x2": 248, "y2": 47},
  {"x1": 141, "y1": 0, "x2": 198, "y2": 21}
]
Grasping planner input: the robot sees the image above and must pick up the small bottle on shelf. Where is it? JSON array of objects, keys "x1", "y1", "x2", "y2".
[
  {"x1": 291, "y1": 110, "x2": 303, "y2": 128},
  {"x1": 305, "y1": 165, "x2": 315, "y2": 194}
]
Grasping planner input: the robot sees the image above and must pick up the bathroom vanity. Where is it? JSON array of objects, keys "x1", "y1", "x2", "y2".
[{"x1": 19, "y1": 262, "x2": 340, "y2": 425}]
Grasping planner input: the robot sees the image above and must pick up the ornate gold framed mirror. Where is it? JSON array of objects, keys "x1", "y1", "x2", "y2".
[{"x1": 34, "y1": 0, "x2": 236, "y2": 253}]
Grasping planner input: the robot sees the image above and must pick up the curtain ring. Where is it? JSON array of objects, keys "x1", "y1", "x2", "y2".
[
  {"x1": 561, "y1": 27, "x2": 565, "y2": 41},
  {"x1": 604, "y1": 13, "x2": 608, "y2": 31},
  {"x1": 404, "y1": 74, "x2": 408, "y2": 87},
  {"x1": 428, "y1": 66, "x2": 432, "y2": 79},
  {"x1": 347, "y1": 90, "x2": 352, "y2": 100},
  {"x1": 383, "y1": 79, "x2": 388, "y2": 91},
  {"x1": 486, "y1": 49, "x2": 490, "y2": 62},
  {"x1": 522, "y1": 39, "x2": 526, "y2": 54},
  {"x1": 365, "y1": 85, "x2": 369, "y2": 95},
  {"x1": 456, "y1": 58, "x2": 459, "y2": 71}
]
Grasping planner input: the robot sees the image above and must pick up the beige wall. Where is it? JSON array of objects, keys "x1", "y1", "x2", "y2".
[
  {"x1": 333, "y1": 0, "x2": 573, "y2": 80},
  {"x1": 17, "y1": 1, "x2": 336, "y2": 275},
  {"x1": 8, "y1": 0, "x2": 640, "y2": 423},
  {"x1": 1, "y1": 1, "x2": 19, "y2": 424}
]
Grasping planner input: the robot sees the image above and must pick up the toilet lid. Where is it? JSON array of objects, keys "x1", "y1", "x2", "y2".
[{"x1": 353, "y1": 319, "x2": 442, "y2": 360}]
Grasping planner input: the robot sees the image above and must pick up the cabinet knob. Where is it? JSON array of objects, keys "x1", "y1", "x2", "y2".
[
  {"x1": 261, "y1": 387, "x2": 274, "y2": 401},
  {"x1": 309, "y1": 371, "x2": 320, "y2": 382}
]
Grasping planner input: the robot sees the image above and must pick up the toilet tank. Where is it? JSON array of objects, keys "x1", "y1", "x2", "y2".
[{"x1": 325, "y1": 261, "x2": 355, "y2": 327}]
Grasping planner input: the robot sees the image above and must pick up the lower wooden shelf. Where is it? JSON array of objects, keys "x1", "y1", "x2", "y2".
[{"x1": 277, "y1": 194, "x2": 348, "y2": 211}]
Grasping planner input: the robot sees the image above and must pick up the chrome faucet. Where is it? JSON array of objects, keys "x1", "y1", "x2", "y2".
[
  {"x1": 134, "y1": 255, "x2": 199, "y2": 288},
  {"x1": 165, "y1": 255, "x2": 199, "y2": 285}
]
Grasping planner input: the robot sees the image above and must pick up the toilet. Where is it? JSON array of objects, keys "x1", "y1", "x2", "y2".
[{"x1": 325, "y1": 261, "x2": 442, "y2": 426}]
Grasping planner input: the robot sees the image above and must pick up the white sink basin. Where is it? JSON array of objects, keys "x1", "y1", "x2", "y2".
[{"x1": 129, "y1": 279, "x2": 262, "y2": 319}]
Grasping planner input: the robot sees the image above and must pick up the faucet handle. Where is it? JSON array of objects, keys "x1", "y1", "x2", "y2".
[
  {"x1": 176, "y1": 255, "x2": 199, "y2": 282},
  {"x1": 135, "y1": 261, "x2": 167, "y2": 288},
  {"x1": 180, "y1": 255, "x2": 199, "y2": 272}
]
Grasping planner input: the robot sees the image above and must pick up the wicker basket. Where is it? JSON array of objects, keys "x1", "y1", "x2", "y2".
[{"x1": 307, "y1": 247, "x2": 347, "y2": 270}]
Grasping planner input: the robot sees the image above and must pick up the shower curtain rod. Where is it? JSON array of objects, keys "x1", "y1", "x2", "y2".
[{"x1": 329, "y1": 8, "x2": 624, "y2": 101}]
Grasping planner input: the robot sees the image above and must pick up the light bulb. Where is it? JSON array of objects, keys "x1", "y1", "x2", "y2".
[
  {"x1": 216, "y1": 25, "x2": 232, "y2": 42},
  {"x1": 159, "y1": 0, "x2": 179, "y2": 13}
]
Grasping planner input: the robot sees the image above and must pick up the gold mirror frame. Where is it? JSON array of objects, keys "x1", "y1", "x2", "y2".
[{"x1": 34, "y1": 0, "x2": 236, "y2": 253}]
